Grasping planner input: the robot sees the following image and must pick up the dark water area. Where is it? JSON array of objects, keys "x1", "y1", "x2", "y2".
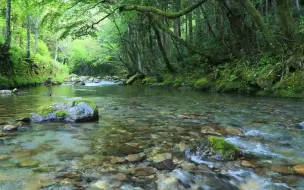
[{"x1": 0, "y1": 83, "x2": 303, "y2": 189}]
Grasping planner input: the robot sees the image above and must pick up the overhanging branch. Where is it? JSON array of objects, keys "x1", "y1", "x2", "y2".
[{"x1": 120, "y1": 0, "x2": 209, "y2": 19}]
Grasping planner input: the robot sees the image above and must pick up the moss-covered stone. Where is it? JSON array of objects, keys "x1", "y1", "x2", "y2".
[
  {"x1": 72, "y1": 99, "x2": 97, "y2": 111},
  {"x1": 194, "y1": 78, "x2": 210, "y2": 89},
  {"x1": 55, "y1": 110, "x2": 67, "y2": 117},
  {"x1": 37, "y1": 106, "x2": 55, "y2": 117},
  {"x1": 208, "y1": 136, "x2": 240, "y2": 160}
]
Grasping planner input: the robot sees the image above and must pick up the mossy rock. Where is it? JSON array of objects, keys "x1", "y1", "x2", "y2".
[
  {"x1": 72, "y1": 99, "x2": 97, "y2": 110},
  {"x1": 55, "y1": 110, "x2": 67, "y2": 117},
  {"x1": 208, "y1": 136, "x2": 240, "y2": 160},
  {"x1": 37, "y1": 105, "x2": 55, "y2": 117},
  {"x1": 194, "y1": 78, "x2": 211, "y2": 90}
]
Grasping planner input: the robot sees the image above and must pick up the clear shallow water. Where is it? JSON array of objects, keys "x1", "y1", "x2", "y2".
[{"x1": 0, "y1": 83, "x2": 303, "y2": 189}]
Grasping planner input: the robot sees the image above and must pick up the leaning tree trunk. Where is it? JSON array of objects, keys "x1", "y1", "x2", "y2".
[{"x1": 238, "y1": 0, "x2": 280, "y2": 50}]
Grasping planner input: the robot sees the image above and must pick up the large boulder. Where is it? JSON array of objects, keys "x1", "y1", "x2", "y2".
[{"x1": 30, "y1": 100, "x2": 99, "y2": 123}]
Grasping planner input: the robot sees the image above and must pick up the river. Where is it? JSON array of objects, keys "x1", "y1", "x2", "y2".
[{"x1": 0, "y1": 82, "x2": 303, "y2": 189}]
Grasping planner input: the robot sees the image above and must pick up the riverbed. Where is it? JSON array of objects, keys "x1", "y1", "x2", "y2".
[{"x1": 0, "y1": 82, "x2": 303, "y2": 189}]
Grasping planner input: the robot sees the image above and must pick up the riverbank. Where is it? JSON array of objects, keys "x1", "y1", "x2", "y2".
[{"x1": 125, "y1": 62, "x2": 304, "y2": 99}]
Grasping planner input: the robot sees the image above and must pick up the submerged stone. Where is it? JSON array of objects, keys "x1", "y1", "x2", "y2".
[
  {"x1": 30, "y1": 100, "x2": 99, "y2": 123},
  {"x1": 18, "y1": 159, "x2": 40, "y2": 168},
  {"x1": 0, "y1": 154, "x2": 10, "y2": 161}
]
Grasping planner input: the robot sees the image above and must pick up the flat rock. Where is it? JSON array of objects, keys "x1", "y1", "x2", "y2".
[
  {"x1": 125, "y1": 153, "x2": 145, "y2": 162},
  {"x1": 150, "y1": 153, "x2": 172, "y2": 163},
  {"x1": 93, "y1": 180, "x2": 109, "y2": 189},
  {"x1": 133, "y1": 167, "x2": 155, "y2": 177}
]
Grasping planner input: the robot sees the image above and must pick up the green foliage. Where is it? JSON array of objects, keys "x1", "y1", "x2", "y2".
[
  {"x1": 208, "y1": 136, "x2": 240, "y2": 160},
  {"x1": 259, "y1": 55, "x2": 277, "y2": 66},
  {"x1": 273, "y1": 70, "x2": 304, "y2": 98},
  {"x1": 142, "y1": 77, "x2": 156, "y2": 84}
]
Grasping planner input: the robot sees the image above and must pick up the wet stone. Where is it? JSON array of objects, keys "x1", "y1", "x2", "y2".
[
  {"x1": 125, "y1": 153, "x2": 145, "y2": 162},
  {"x1": 270, "y1": 165, "x2": 294, "y2": 174},
  {"x1": 133, "y1": 167, "x2": 156, "y2": 177},
  {"x1": 293, "y1": 165, "x2": 304, "y2": 176},
  {"x1": 153, "y1": 159, "x2": 175, "y2": 171},
  {"x1": 241, "y1": 160, "x2": 255, "y2": 168}
]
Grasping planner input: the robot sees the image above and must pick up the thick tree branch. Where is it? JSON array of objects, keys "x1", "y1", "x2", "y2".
[{"x1": 120, "y1": 0, "x2": 209, "y2": 19}]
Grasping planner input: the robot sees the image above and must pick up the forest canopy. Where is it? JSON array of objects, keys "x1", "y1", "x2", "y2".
[{"x1": 0, "y1": 0, "x2": 304, "y2": 97}]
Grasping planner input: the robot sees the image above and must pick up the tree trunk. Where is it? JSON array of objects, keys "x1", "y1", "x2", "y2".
[
  {"x1": 195, "y1": 7, "x2": 202, "y2": 39},
  {"x1": 276, "y1": 0, "x2": 295, "y2": 39},
  {"x1": 188, "y1": 0, "x2": 193, "y2": 43},
  {"x1": 152, "y1": 22, "x2": 175, "y2": 73},
  {"x1": 34, "y1": 20, "x2": 39, "y2": 54},
  {"x1": 54, "y1": 33, "x2": 59, "y2": 62},
  {"x1": 4, "y1": 0, "x2": 11, "y2": 49},
  {"x1": 174, "y1": 0, "x2": 182, "y2": 37},
  {"x1": 238, "y1": 0, "x2": 280, "y2": 50},
  {"x1": 26, "y1": 0, "x2": 31, "y2": 59}
]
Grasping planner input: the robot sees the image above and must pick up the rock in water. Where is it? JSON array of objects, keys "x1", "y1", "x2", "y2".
[
  {"x1": 293, "y1": 165, "x2": 304, "y2": 176},
  {"x1": 0, "y1": 90, "x2": 12, "y2": 95},
  {"x1": 2, "y1": 125, "x2": 17, "y2": 132},
  {"x1": 30, "y1": 100, "x2": 99, "y2": 123},
  {"x1": 297, "y1": 122, "x2": 304, "y2": 129},
  {"x1": 12, "y1": 88, "x2": 18, "y2": 93}
]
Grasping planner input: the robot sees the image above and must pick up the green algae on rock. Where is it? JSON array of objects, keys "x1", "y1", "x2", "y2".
[{"x1": 208, "y1": 136, "x2": 240, "y2": 160}]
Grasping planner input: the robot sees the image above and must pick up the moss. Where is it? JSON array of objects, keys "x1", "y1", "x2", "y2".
[
  {"x1": 208, "y1": 136, "x2": 240, "y2": 160},
  {"x1": 55, "y1": 110, "x2": 67, "y2": 117},
  {"x1": 142, "y1": 77, "x2": 156, "y2": 84},
  {"x1": 37, "y1": 106, "x2": 55, "y2": 117},
  {"x1": 72, "y1": 99, "x2": 97, "y2": 111},
  {"x1": 272, "y1": 70, "x2": 304, "y2": 97},
  {"x1": 194, "y1": 78, "x2": 210, "y2": 89}
]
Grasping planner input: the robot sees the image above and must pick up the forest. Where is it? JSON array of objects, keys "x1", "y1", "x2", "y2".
[{"x1": 0, "y1": 0, "x2": 304, "y2": 97}]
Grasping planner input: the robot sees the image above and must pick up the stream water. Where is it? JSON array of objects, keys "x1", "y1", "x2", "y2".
[{"x1": 0, "y1": 82, "x2": 303, "y2": 190}]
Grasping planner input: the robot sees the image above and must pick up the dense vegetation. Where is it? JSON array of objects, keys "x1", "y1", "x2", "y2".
[{"x1": 1, "y1": 0, "x2": 304, "y2": 97}]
